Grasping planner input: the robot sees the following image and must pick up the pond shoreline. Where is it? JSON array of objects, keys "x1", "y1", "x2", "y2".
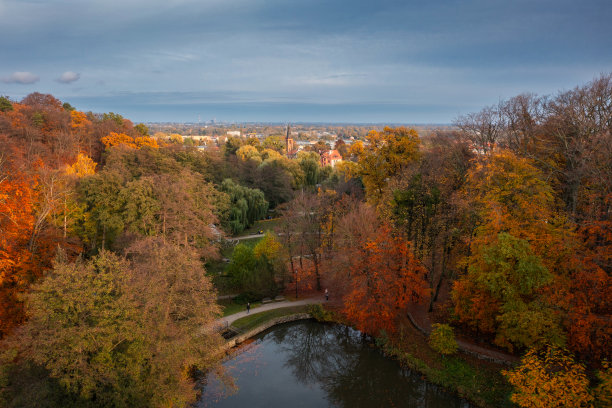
[
  {"x1": 218, "y1": 308, "x2": 512, "y2": 408},
  {"x1": 221, "y1": 312, "x2": 312, "y2": 352},
  {"x1": 205, "y1": 319, "x2": 471, "y2": 407}
]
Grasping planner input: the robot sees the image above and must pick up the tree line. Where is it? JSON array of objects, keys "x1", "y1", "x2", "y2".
[
  {"x1": 269, "y1": 74, "x2": 611, "y2": 406},
  {"x1": 0, "y1": 73, "x2": 610, "y2": 407}
]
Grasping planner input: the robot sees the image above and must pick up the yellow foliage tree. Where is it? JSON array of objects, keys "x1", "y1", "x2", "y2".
[
  {"x1": 101, "y1": 132, "x2": 137, "y2": 149},
  {"x1": 357, "y1": 127, "x2": 420, "y2": 204},
  {"x1": 503, "y1": 345, "x2": 593, "y2": 408},
  {"x1": 169, "y1": 133, "x2": 183, "y2": 144},
  {"x1": 335, "y1": 160, "x2": 359, "y2": 181},
  {"x1": 236, "y1": 145, "x2": 262, "y2": 163},
  {"x1": 101, "y1": 132, "x2": 158, "y2": 149},
  {"x1": 253, "y1": 232, "x2": 283, "y2": 261},
  {"x1": 261, "y1": 148, "x2": 283, "y2": 162},
  {"x1": 349, "y1": 140, "x2": 364, "y2": 158},
  {"x1": 134, "y1": 136, "x2": 159, "y2": 149},
  {"x1": 65, "y1": 153, "x2": 97, "y2": 177}
]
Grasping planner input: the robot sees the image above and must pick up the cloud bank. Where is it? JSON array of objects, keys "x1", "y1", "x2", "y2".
[
  {"x1": 57, "y1": 71, "x2": 80, "y2": 83},
  {"x1": 3, "y1": 71, "x2": 39, "y2": 84},
  {"x1": 0, "y1": 0, "x2": 610, "y2": 122}
]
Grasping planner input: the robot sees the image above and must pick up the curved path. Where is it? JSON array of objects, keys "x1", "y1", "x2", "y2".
[
  {"x1": 215, "y1": 296, "x2": 516, "y2": 365},
  {"x1": 230, "y1": 233, "x2": 264, "y2": 242},
  {"x1": 216, "y1": 296, "x2": 325, "y2": 329},
  {"x1": 406, "y1": 303, "x2": 518, "y2": 365}
]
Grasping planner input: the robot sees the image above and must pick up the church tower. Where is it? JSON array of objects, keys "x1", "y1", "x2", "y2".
[{"x1": 285, "y1": 123, "x2": 294, "y2": 157}]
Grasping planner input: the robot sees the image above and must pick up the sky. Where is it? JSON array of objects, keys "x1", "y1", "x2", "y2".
[{"x1": 1, "y1": 0, "x2": 611, "y2": 124}]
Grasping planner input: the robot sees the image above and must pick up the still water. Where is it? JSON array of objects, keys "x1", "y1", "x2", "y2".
[{"x1": 199, "y1": 320, "x2": 471, "y2": 408}]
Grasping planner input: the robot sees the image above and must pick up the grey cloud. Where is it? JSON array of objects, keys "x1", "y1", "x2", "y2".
[
  {"x1": 0, "y1": 0, "x2": 610, "y2": 123},
  {"x1": 2, "y1": 71, "x2": 39, "y2": 84},
  {"x1": 57, "y1": 71, "x2": 80, "y2": 83}
]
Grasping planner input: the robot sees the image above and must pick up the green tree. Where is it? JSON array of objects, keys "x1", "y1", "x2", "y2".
[
  {"x1": 223, "y1": 137, "x2": 244, "y2": 157},
  {"x1": 77, "y1": 171, "x2": 125, "y2": 251},
  {"x1": 226, "y1": 243, "x2": 277, "y2": 297},
  {"x1": 1, "y1": 245, "x2": 222, "y2": 407},
  {"x1": 119, "y1": 178, "x2": 160, "y2": 236},
  {"x1": 102, "y1": 112, "x2": 124, "y2": 126},
  {"x1": 453, "y1": 233, "x2": 563, "y2": 350},
  {"x1": 134, "y1": 123, "x2": 150, "y2": 136},
  {"x1": 220, "y1": 179, "x2": 268, "y2": 234},
  {"x1": 429, "y1": 323, "x2": 458, "y2": 355},
  {"x1": 4, "y1": 251, "x2": 149, "y2": 406},
  {"x1": 0, "y1": 96, "x2": 14, "y2": 112},
  {"x1": 298, "y1": 151, "x2": 321, "y2": 186}
]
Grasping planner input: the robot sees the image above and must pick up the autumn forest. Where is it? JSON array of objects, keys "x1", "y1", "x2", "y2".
[{"x1": 0, "y1": 74, "x2": 611, "y2": 407}]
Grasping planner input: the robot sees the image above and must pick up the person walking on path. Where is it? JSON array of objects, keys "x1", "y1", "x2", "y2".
[
  {"x1": 325, "y1": 289, "x2": 329, "y2": 301},
  {"x1": 246, "y1": 302, "x2": 251, "y2": 314}
]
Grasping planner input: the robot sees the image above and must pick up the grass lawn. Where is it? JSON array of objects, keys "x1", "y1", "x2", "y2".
[
  {"x1": 233, "y1": 237, "x2": 261, "y2": 248},
  {"x1": 237, "y1": 218, "x2": 281, "y2": 237},
  {"x1": 231, "y1": 305, "x2": 310, "y2": 332},
  {"x1": 218, "y1": 299, "x2": 263, "y2": 317}
]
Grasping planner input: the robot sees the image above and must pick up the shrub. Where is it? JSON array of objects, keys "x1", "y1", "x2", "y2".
[
  {"x1": 307, "y1": 304, "x2": 334, "y2": 322},
  {"x1": 429, "y1": 323, "x2": 458, "y2": 355}
]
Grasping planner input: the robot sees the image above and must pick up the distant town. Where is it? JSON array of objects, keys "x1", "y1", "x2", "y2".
[{"x1": 146, "y1": 122, "x2": 454, "y2": 162}]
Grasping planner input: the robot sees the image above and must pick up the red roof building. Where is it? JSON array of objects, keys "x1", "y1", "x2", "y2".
[{"x1": 320, "y1": 149, "x2": 343, "y2": 167}]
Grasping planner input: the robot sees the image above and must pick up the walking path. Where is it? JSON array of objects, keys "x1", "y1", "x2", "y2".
[
  {"x1": 406, "y1": 303, "x2": 518, "y2": 365},
  {"x1": 214, "y1": 294, "x2": 516, "y2": 365},
  {"x1": 215, "y1": 296, "x2": 325, "y2": 329},
  {"x1": 231, "y1": 233, "x2": 264, "y2": 241}
]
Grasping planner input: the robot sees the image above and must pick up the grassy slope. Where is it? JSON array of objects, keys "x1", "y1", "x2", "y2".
[
  {"x1": 218, "y1": 299, "x2": 262, "y2": 317},
  {"x1": 237, "y1": 218, "x2": 281, "y2": 237},
  {"x1": 378, "y1": 319, "x2": 515, "y2": 408},
  {"x1": 230, "y1": 305, "x2": 309, "y2": 332}
]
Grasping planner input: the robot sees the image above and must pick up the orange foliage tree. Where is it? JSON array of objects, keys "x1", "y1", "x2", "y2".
[
  {"x1": 565, "y1": 192, "x2": 612, "y2": 360},
  {"x1": 0, "y1": 155, "x2": 36, "y2": 336},
  {"x1": 452, "y1": 151, "x2": 569, "y2": 349},
  {"x1": 341, "y1": 226, "x2": 429, "y2": 334},
  {"x1": 452, "y1": 149, "x2": 611, "y2": 358},
  {"x1": 69, "y1": 110, "x2": 91, "y2": 130}
]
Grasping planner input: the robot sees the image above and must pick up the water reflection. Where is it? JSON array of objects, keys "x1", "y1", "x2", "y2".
[{"x1": 200, "y1": 320, "x2": 470, "y2": 408}]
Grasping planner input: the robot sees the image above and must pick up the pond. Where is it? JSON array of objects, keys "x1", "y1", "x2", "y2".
[{"x1": 199, "y1": 320, "x2": 471, "y2": 408}]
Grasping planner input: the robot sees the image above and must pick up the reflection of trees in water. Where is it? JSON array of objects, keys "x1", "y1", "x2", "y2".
[
  {"x1": 273, "y1": 322, "x2": 469, "y2": 408},
  {"x1": 199, "y1": 341, "x2": 261, "y2": 406},
  {"x1": 273, "y1": 322, "x2": 360, "y2": 386}
]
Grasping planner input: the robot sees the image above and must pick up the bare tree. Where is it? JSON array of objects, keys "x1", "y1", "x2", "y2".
[{"x1": 454, "y1": 105, "x2": 503, "y2": 155}]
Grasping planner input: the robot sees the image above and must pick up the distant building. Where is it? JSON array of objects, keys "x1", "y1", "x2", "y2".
[
  {"x1": 286, "y1": 138, "x2": 296, "y2": 157},
  {"x1": 285, "y1": 124, "x2": 298, "y2": 158},
  {"x1": 320, "y1": 149, "x2": 343, "y2": 167},
  {"x1": 226, "y1": 130, "x2": 241, "y2": 137},
  {"x1": 183, "y1": 135, "x2": 210, "y2": 142}
]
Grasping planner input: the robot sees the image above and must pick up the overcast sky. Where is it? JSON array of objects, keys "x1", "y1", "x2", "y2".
[{"x1": 1, "y1": 0, "x2": 610, "y2": 123}]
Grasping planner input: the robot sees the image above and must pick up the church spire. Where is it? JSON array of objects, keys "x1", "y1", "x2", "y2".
[{"x1": 285, "y1": 123, "x2": 291, "y2": 156}]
